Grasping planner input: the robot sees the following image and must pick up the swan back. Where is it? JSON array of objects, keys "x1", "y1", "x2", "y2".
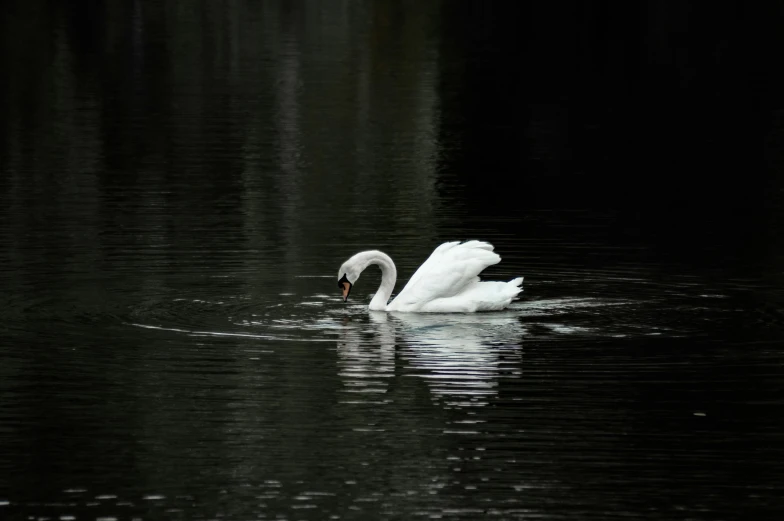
[{"x1": 387, "y1": 241, "x2": 507, "y2": 312}]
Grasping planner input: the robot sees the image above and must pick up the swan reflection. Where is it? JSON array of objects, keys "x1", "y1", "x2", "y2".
[
  {"x1": 336, "y1": 311, "x2": 524, "y2": 407},
  {"x1": 335, "y1": 312, "x2": 396, "y2": 403}
]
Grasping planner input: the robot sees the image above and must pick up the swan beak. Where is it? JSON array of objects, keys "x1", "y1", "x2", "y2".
[{"x1": 340, "y1": 281, "x2": 352, "y2": 302}]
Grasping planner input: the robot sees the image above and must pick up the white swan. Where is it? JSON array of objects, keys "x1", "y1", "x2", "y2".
[{"x1": 337, "y1": 240, "x2": 524, "y2": 312}]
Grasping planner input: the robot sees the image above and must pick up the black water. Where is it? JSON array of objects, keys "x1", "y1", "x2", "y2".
[{"x1": 2, "y1": 2, "x2": 784, "y2": 520}]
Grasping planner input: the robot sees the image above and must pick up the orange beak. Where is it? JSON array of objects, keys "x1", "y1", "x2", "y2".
[{"x1": 340, "y1": 281, "x2": 352, "y2": 302}]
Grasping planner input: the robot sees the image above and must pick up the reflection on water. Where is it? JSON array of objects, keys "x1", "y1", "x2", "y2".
[
  {"x1": 337, "y1": 311, "x2": 523, "y2": 406},
  {"x1": 337, "y1": 313, "x2": 397, "y2": 401},
  {"x1": 394, "y1": 312, "x2": 523, "y2": 406}
]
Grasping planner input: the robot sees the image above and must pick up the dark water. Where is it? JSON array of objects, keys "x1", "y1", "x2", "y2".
[{"x1": 2, "y1": 1, "x2": 784, "y2": 519}]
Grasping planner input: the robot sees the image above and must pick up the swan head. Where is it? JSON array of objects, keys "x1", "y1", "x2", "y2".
[{"x1": 337, "y1": 262, "x2": 360, "y2": 302}]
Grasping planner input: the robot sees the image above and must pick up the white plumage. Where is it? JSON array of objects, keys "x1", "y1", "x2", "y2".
[{"x1": 337, "y1": 240, "x2": 524, "y2": 312}]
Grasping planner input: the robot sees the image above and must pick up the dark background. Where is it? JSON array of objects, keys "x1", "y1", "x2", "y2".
[{"x1": 1, "y1": 1, "x2": 783, "y2": 520}]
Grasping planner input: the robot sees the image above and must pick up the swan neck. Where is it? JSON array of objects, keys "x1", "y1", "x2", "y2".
[{"x1": 365, "y1": 251, "x2": 397, "y2": 311}]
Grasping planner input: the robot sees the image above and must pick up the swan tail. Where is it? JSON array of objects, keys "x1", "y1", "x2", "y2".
[
  {"x1": 506, "y1": 276, "x2": 524, "y2": 301},
  {"x1": 455, "y1": 278, "x2": 524, "y2": 311},
  {"x1": 459, "y1": 240, "x2": 495, "y2": 251}
]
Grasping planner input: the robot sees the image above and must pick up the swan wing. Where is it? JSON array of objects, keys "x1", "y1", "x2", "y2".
[{"x1": 388, "y1": 241, "x2": 500, "y2": 310}]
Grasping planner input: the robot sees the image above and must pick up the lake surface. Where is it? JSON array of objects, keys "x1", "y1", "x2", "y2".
[{"x1": 2, "y1": 2, "x2": 784, "y2": 520}]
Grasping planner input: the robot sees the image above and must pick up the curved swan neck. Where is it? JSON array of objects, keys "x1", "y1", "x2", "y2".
[{"x1": 355, "y1": 250, "x2": 397, "y2": 311}]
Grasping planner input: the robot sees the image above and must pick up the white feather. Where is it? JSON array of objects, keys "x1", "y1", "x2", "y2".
[{"x1": 337, "y1": 241, "x2": 524, "y2": 313}]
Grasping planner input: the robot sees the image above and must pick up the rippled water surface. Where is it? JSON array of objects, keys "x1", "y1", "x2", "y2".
[{"x1": 2, "y1": 2, "x2": 784, "y2": 520}]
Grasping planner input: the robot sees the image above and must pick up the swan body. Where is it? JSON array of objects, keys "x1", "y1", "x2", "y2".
[{"x1": 337, "y1": 240, "x2": 523, "y2": 313}]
